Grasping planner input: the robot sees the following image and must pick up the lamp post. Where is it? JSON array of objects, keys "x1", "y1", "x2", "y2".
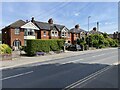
[{"x1": 88, "y1": 16, "x2": 91, "y2": 49}]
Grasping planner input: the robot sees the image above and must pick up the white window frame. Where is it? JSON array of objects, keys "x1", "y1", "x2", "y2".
[
  {"x1": 15, "y1": 28, "x2": 20, "y2": 35},
  {"x1": 43, "y1": 31, "x2": 46, "y2": 36},
  {"x1": 51, "y1": 30, "x2": 58, "y2": 37},
  {"x1": 25, "y1": 29, "x2": 35, "y2": 36},
  {"x1": 61, "y1": 31, "x2": 67, "y2": 37}
]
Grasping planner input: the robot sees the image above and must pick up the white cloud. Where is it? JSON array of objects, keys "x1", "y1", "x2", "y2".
[{"x1": 74, "y1": 13, "x2": 80, "y2": 16}]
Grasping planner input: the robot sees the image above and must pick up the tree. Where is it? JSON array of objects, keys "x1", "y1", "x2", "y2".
[{"x1": 103, "y1": 32, "x2": 108, "y2": 38}]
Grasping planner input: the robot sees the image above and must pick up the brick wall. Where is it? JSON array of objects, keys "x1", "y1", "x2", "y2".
[
  {"x1": 2, "y1": 28, "x2": 11, "y2": 46},
  {"x1": 10, "y1": 28, "x2": 24, "y2": 46},
  {"x1": 40, "y1": 30, "x2": 50, "y2": 39}
]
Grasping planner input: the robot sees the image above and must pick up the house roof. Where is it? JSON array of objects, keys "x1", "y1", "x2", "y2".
[
  {"x1": 34, "y1": 21, "x2": 65, "y2": 31},
  {"x1": 69, "y1": 28, "x2": 87, "y2": 34},
  {"x1": 89, "y1": 30, "x2": 103, "y2": 34},
  {"x1": 108, "y1": 34, "x2": 113, "y2": 38},
  {"x1": 9, "y1": 20, "x2": 26, "y2": 28}
]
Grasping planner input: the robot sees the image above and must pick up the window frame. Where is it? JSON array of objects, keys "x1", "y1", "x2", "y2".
[
  {"x1": 15, "y1": 28, "x2": 20, "y2": 35},
  {"x1": 51, "y1": 30, "x2": 58, "y2": 37},
  {"x1": 43, "y1": 31, "x2": 46, "y2": 36}
]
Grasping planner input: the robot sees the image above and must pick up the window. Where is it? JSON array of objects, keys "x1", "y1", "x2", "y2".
[
  {"x1": 24, "y1": 30, "x2": 27, "y2": 36},
  {"x1": 51, "y1": 30, "x2": 58, "y2": 37},
  {"x1": 61, "y1": 32, "x2": 67, "y2": 37},
  {"x1": 52, "y1": 32, "x2": 54, "y2": 36},
  {"x1": 24, "y1": 29, "x2": 35, "y2": 36},
  {"x1": 43, "y1": 31, "x2": 46, "y2": 36},
  {"x1": 68, "y1": 33, "x2": 70, "y2": 37},
  {"x1": 15, "y1": 28, "x2": 20, "y2": 34},
  {"x1": 55, "y1": 31, "x2": 58, "y2": 36}
]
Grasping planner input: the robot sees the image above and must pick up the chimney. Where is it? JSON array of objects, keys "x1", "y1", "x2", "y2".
[
  {"x1": 93, "y1": 27, "x2": 97, "y2": 31},
  {"x1": 97, "y1": 22, "x2": 99, "y2": 31},
  {"x1": 48, "y1": 18, "x2": 53, "y2": 24},
  {"x1": 31, "y1": 17, "x2": 35, "y2": 22},
  {"x1": 75, "y1": 24, "x2": 80, "y2": 29}
]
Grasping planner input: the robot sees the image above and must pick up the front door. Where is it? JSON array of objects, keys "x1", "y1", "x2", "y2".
[{"x1": 13, "y1": 40, "x2": 21, "y2": 50}]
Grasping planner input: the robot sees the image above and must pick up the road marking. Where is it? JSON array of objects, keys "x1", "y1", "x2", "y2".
[
  {"x1": 61, "y1": 59, "x2": 84, "y2": 64},
  {"x1": 63, "y1": 65, "x2": 113, "y2": 89},
  {"x1": 1, "y1": 71, "x2": 33, "y2": 81},
  {"x1": 92, "y1": 54, "x2": 105, "y2": 57}
]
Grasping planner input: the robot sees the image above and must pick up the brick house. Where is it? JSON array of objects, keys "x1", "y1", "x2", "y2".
[
  {"x1": 89, "y1": 27, "x2": 103, "y2": 35},
  {"x1": 69, "y1": 24, "x2": 87, "y2": 44},
  {"x1": 2, "y1": 18, "x2": 71, "y2": 50},
  {"x1": 113, "y1": 31, "x2": 120, "y2": 40}
]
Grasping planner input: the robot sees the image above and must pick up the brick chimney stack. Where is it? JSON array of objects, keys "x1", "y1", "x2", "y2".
[
  {"x1": 31, "y1": 17, "x2": 35, "y2": 22},
  {"x1": 48, "y1": 18, "x2": 53, "y2": 24},
  {"x1": 93, "y1": 27, "x2": 97, "y2": 31},
  {"x1": 75, "y1": 24, "x2": 80, "y2": 29}
]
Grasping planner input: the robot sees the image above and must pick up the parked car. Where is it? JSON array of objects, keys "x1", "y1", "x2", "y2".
[
  {"x1": 68, "y1": 44, "x2": 81, "y2": 51},
  {"x1": 65, "y1": 43, "x2": 71, "y2": 50}
]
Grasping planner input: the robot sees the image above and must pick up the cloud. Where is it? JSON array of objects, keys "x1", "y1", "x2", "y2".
[
  {"x1": 74, "y1": 13, "x2": 80, "y2": 16},
  {"x1": 104, "y1": 22, "x2": 116, "y2": 25}
]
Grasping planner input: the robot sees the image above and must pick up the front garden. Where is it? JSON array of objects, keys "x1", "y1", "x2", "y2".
[
  {"x1": 24, "y1": 39, "x2": 64, "y2": 56},
  {"x1": 0, "y1": 44, "x2": 12, "y2": 60}
]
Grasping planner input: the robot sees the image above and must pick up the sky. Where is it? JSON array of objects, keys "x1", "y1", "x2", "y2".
[{"x1": 1, "y1": 2, "x2": 118, "y2": 34}]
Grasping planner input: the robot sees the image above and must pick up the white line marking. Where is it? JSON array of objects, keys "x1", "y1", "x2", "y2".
[
  {"x1": 1, "y1": 71, "x2": 33, "y2": 81},
  {"x1": 63, "y1": 65, "x2": 113, "y2": 89},
  {"x1": 61, "y1": 59, "x2": 84, "y2": 64}
]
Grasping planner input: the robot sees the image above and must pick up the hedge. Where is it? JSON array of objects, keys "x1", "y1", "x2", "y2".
[{"x1": 25, "y1": 39, "x2": 64, "y2": 56}]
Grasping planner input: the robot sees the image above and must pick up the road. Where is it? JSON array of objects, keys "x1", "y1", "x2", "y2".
[{"x1": 1, "y1": 48, "x2": 119, "y2": 89}]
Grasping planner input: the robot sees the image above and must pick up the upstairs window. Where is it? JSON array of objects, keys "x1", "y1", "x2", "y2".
[
  {"x1": 24, "y1": 29, "x2": 35, "y2": 36},
  {"x1": 68, "y1": 32, "x2": 70, "y2": 37},
  {"x1": 43, "y1": 31, "x2": 46, "y2": 36},
  {"x1": 24, "y1": 30, "x2": 27, "y2": 36},
  {"x1": 51, "y1": 30, "x2": 58, "y2": 37},
  {"x1": 61, "y1": 32, "x2": 67, "y2": 37},
  {"x1": 28, "y1": 30, "x2": 34, "y2": 35},
  {"x1": 15, "y1": 28, "x2": 20, "y2": 35}
]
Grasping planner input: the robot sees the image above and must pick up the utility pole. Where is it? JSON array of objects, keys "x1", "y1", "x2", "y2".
[{"x1": 88, "y1": 16, "x2": 91, "y2": 49}]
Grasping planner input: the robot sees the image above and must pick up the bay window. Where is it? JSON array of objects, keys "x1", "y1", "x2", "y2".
[{"x1": 24, "y1": 29, "x2": 35, "y2": 36}]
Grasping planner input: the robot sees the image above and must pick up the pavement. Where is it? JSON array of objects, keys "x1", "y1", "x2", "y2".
[
  {"x1": 0, "y1": 48, "x2": 118, "y2": 70},
  {"x1": 1, "y1": 48, "x2": 119, "y2": 88}
]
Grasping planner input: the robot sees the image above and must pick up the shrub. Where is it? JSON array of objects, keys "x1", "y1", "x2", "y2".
[
  {"x1": 99, "y1": 45, "x2": 106, "y2": 49},
  {"x1": 26, "y1": 39, "x2": 64, "y2": 56},
  {"x1": 0, "y1": 44, "x2": 12, "y2": 54},
  {"x1": 50, "y1": 40, "x2": 59, "y2": 51}
]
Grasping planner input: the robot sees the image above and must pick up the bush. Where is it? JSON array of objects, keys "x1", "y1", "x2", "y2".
[
  {"x1": 99, "y1": 45, "x2": 106, "y2": 49},
  {"x1": 50, "y1": 40, "x2": 59, "y2": 51},
  {"x1": 0, "y1": 44, "x2": 12, "y2": 54},
  {"x1": 26, "y1": 39, "x2": 64, "y2": 56}
]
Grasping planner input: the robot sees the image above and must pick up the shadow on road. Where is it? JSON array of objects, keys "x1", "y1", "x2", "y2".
[{"x1": 2, "y1": 62, "x2": 119, "y2": 88}]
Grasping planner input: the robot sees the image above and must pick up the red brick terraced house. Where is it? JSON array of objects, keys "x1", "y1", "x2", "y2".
[
  {"x1": 2, "y1": 18, "x2": 71, "y2": 50},
  {"x1": 69, "y1": 24, "x2": 88, "y2": 44}
]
